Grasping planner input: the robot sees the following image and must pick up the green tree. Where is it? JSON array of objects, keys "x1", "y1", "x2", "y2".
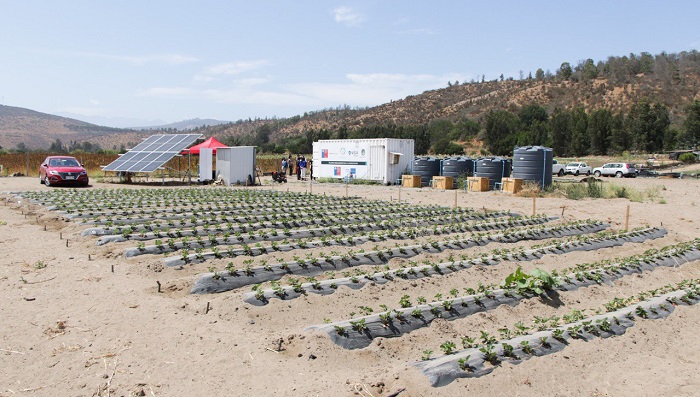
[
  {"x1": 557, "y1": 62, "x2": 572, "y2": 80},
  {"x1": 535, "y1": 68, "x2": 545, "y2": 80},
  {"x1": 684, "y1": 100, "x2": 700, "y2": 148},
  {"x1": 550, "y1": 108, "x2": 572, "y2": 156},
  {"x1": 433, "y1": 139, "x2": 464, "y2": 155},
  {"x1": 609, "y1": 112, "x2": 631, "y2": 154},
  {"x1": 582, "y1": 59, "x2": 599, "y2": 80},
  {"x1": 628, "y1": 98, "x2": 669, "y2": 153},
  {"x1": 588, "y1": 109, "x2": 613, "y2": 155},
  {"x1": 49, "y1": 139, "x2": 66, "y2": 153},
  {"x1": 569, "y1": 108, "x2": 590, "y2": 156},
  {"x1": 484, "y1": 110, "x2": 520, "y2": 155}
]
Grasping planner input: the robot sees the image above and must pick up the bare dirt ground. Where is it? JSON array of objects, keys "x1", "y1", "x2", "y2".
[{"x1": 1, "y1": 175, "x2": 699, "y2": 397}]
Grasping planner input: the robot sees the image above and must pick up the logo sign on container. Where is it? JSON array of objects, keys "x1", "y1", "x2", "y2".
[
  {"x1": 334, "y1": 167, "x2": 341, "y2": 176},
  {"x1": 322, "y1": 149, "x2": 328, "y2": 158}
]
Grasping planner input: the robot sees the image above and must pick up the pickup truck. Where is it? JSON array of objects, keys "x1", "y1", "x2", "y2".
[
  {"x1": 552, "y1": 159, "x2": 566, "y2": 176},
  {"x1": 565, "y1": 162, "x2": 592, "y2": 176}
]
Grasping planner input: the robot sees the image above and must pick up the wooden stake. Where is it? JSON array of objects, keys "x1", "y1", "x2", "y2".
[
  {"x1": 625, "y1": 204, "x2": 630, "y2": 231},
  {"x1": 88, "y1": 254, "x2": 91, "y2": 261},
  {"x1": 398, "y1": 185, "x2": 401, "y2": 203},
  {"x1": 561, "y1": 206, "x2": 566, "y2": 217},
  {"x1": 111, "y1": 265, "x2": 114, "y2": 273},
  {"x1": 205, "y1": 302, "x2": 211, "y2": 314},
  {"x1": 44, "y1": 224, "x2": 47, "y2": 231},
  {"x1": 65, "y1": 239, "x2": 68, "y2": 247},
  {"x1": 157, "y1": 281, "x2": 161, "y2": 293},
  {"x1": 60, "y1": 232, "x2": 62, "y2": 240}
]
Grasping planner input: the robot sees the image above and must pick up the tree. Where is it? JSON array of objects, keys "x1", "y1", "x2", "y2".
[
  {"x1": 49, "y1": 139, "x2": 66, "y2": 153},
  {"x1": 588, "y1": 109, "x2": 613, "y2": 155},
  {"x1": 253, "y1": 124, "x2": 272, "y2": 147},
  {"x1": 550, "y1": 108, "x2": 571, "y2": 156},
  {"x1": 432, "y1": 139, "x2": 464, "y2": 155},
  {"x1": 628, "y1": 98, "x2": 669, "y2": 153},
  {"x1": 684, "y1": 100, "x2": 700, "y2": 148},
  {"x1": 582, "y1": 58, "x2": 599, "y2": 80},
  {"x1": 535, "y1": 68, "x2": 545, "y2": 80},
  {"x1": 557, "y1": 62, "x2": 572, "y2": 80},
  {"x1": 484, "y1": 110, "x2": 520, "y2": 155},
  {"x1": 609, "y1": 112, "x2": 632, "y2": 154},
  {"x1": 569, "y1": 108, "x2": 590, "y2": 156}
]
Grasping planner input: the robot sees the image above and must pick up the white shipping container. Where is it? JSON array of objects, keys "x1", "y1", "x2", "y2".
[
  {"x1": 216, "y1": 146, "x2": 257, "y2": 186},
  {"x1": 312, "y1": 138, "x2": 414, "y2": 184}
]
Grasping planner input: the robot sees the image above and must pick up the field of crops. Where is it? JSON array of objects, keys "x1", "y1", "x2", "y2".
[
  {"x1": 11, "y1": 183, "x2": 700, "y2": 393},
  {"x1": 0, "y1": 153, "x2": 289, "y2": 177}
]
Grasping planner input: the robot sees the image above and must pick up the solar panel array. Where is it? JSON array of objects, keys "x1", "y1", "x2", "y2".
[{"x1": 103, "y1": 134, "x2": 203, "y2": 173}]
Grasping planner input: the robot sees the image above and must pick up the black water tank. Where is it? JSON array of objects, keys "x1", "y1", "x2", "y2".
[
  {"x1": 441, "y1": 157, "x2": 475, "y2": 178},
  {"x1": 475, "y1": 157, "x2": 510, "y2": 189},
  {"x1": 412, "y1": 157, "x2": 441, "y2": 186},
  {"x1": 512, "y1": 146, "x2": 553, "y2": 188}
]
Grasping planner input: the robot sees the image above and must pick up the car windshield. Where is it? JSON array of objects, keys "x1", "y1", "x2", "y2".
[
  {"x1": 567, "y1": 163, "x2": 579, "y2": 167},
  {"x1": 50, "y1": 158, "x2": 80, "y2": 167}
]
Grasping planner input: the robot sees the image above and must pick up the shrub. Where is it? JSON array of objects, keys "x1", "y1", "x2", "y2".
[{"x1": 679, "y1": 152, "x2": 697, "y2": 164}]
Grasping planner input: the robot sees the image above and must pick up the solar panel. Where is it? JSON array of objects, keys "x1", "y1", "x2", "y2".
[{"x1": 103, "y1": 134, "x2": 202, "y2": 172}]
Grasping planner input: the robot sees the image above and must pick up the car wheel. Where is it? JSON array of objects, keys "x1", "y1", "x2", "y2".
[
  {"x1": 586, "y1": 171, "x2": 591, "y2": 176},
  {"x1": 40, "y1": 176, "x2": 44, "y2": 185},
  {"x1": 558, "y1": 169, "x2": 564, "y2": 177},
  {"x1": 44, "y1": 177, "x2": 51, "y2": 187},
  {"x1": 594, "y1": 171, "x2": 601, "y2": 177},
  {"x1": 615, "y1": 171, "x2": 623, "y2": 178},
  {"x1": 575, "y1": 170, "x2": 579, "y2": 176}
]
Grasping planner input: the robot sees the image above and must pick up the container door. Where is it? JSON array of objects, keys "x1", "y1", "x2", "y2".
[{"x1": 369, "y1": 145, "x2": 383, "y2": 180}]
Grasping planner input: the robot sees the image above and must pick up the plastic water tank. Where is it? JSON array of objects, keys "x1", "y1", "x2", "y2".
[
  {"x1": 512, "y1": 146, "x2": 553, "y2": 188},
  {"x1": 412, "y1": 157, "x2": 441, "y2": 186},
  {"x1": 441, "y1": 157, "x2": 475, "y2": 178},
  {"x1": 475, "y1": 157, "x2": 510, "y2": 189}
]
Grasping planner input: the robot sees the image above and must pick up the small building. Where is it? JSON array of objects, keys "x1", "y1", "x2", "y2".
[
  {"x1": 216, "y1": 146, "x2": 257, "y2": 186},
  {"x1": 312, "y1": 138, "x2": 414, "y2": 184}
]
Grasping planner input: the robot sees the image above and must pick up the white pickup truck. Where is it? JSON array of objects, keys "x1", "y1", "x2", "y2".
[
  {"x1": 552, "y1": 159, "x2": 566, "y2": 176},
  {"x1": 565, "y1": 162, "x2": 592, "y2": 176}
]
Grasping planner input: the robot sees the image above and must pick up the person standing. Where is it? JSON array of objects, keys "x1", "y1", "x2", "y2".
[
  {"x1": 281, "y1": 157, "x2": 288, "y2": 174},
  {"x1": 299, "y1": 156, "x2": 307, "y2": 180},
  {"x1": 287, "y1": 155, "x2": 294, "y2": 176}
]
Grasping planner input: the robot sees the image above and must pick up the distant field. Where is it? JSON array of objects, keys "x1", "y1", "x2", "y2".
[{"x1": 0, "y1": 153, "x2": 285, "y2": 177}]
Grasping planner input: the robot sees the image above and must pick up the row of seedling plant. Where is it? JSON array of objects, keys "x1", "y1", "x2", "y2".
[
  {"x1": 414, "y1": 278, "x2": 700, "y2": 386},
  {"x1": 243, "y1": 226, "x2": 666, "y2": 305},
  {"x1": 74, "y1": 198, "x2": 414, "y2": 225},
  {"x1": 21, "y1": 187, "x2": 357, "y2": 209},
  {"x1": 93, "y1": 207, "x2": 513, "y2": 245},
  {"x1": 308, "y1": 236, "x2": 698, "y2": 350},
  {"x1": 128, "y1": 214, "x2": 547, "y2": 258},
  {"x1": 190, "y1": 219, "x2": 607, "y2": 294},
  {"x1": 65, "y1": 192, "x2": 427, "y2": 221}
]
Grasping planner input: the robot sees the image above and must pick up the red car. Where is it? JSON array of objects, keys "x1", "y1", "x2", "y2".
[{"x1": 39, "y1": 156, "x2": 89, "y2": 187}]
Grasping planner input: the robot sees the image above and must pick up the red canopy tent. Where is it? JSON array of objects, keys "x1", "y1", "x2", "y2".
[{"x1": 181, "y1": 137, "x2": 228, "y2": 155}]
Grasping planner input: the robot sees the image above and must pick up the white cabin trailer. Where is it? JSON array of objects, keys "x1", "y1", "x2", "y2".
[
  {"x1": 216, "y1": 146, "x2": 257, "y2": 186},
  {"x1": 312, "y1": 139, "x2": 414, "y2": 184}
]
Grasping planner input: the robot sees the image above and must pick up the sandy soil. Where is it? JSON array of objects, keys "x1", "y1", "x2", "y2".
[{"x1": 1, "y1": 175, "x2": 699, "y2": 397}]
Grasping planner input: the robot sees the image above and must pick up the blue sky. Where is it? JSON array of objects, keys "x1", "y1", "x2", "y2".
[{"x1": 2, "y1": 1, "x2": 699, "y2": 128}]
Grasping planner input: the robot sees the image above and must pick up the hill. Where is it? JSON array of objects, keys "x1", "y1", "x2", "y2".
[
  {"x1": 136, "y1": 118, "x2": 232, "y2": 131},
  {"x1": 0, "y1": 105, "x2": 152, "y2": 151},
  {"x1": 3, "y1": 50, "x2": 699, "y2": 153}
]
